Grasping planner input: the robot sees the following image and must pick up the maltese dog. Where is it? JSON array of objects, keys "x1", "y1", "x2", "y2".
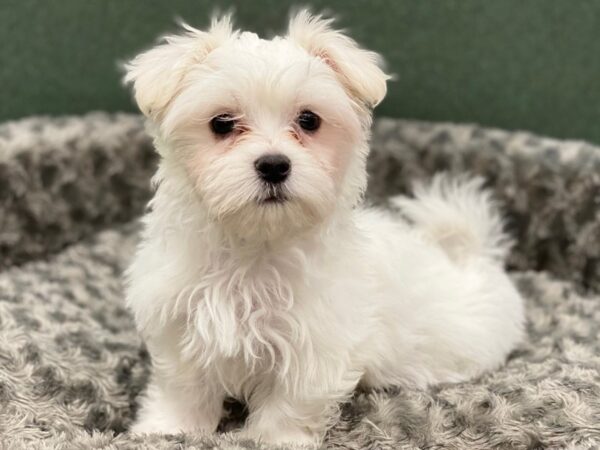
[{"x1": 124, "y1": 10, "x2": 524, "y2": 446}]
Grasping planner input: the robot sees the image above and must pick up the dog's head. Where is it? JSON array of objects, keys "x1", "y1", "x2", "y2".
[{"x1": 125, "y1": 11, "x2": 389, "y2": 240}]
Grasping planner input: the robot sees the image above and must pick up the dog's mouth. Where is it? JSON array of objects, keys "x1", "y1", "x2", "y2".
[
  {"x1": 258, "y1": 185, "x2": 288, "y2": 205},
  {"x1": 262, "y1": 196, "x2": 286, "y2": 204}
]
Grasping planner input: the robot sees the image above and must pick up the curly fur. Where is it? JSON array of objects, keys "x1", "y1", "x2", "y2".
[{"x1": 122, "y1": 12, "x2": 524, "y2": 446}]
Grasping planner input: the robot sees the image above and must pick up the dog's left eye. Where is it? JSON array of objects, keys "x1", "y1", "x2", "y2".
[
  {"x1": 210, "y1": 114, "x2": 236, "y2": 135},
  {"x1": 297, "y1": 110, "x2": 321, "y2": 132}
]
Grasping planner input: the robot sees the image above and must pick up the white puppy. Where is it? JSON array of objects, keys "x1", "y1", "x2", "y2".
[{"x1": 124, "y1": 11, "x2": 524, "y2": 446}]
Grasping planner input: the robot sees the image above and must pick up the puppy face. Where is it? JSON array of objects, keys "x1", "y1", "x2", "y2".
[{"x1": 125, "y1": 11, "x2": 389, "y2": 240}]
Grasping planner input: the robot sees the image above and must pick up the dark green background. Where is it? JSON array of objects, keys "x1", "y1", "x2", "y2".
[{"x1": 2, "y1": 1, "x2": 599, "y2": 143}]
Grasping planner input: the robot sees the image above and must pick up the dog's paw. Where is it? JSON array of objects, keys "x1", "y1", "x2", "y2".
[
  {"x1": 238, "y1": 425, "x2": 321, "y2": 448},
  {"x1": 129, "y1": 417, "x2": 180, "y2": 435},
  {"x1": 129, "y1": 414, "x2": 217, "y2": 436}
]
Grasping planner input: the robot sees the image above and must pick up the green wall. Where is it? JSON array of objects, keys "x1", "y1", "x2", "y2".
[{"x1": 2, "y1": 0, "x2": 599, "y2": 143}]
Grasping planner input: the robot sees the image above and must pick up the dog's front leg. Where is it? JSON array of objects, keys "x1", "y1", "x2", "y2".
[
  {"x1": 243, "y1": 391, "x2": 333, "y2": 445},
  {"x1": 131, "y1": 373, "x2": 224, "y2": 435},
  {"x1": 131, "y1": 329, "x2": 225, "y2": 435},
  {"x1": 242, "y1": 367, "x2": 360, "y2": 446}
]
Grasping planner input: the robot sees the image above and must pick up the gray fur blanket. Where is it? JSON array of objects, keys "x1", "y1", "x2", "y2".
[{"x1": 0, "y1": 113, "x2": 599, "y2": 449}]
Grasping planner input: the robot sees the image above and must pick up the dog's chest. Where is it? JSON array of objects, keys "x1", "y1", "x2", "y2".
[{"x1": 183, "y1": 260, "x2": 301, "y2": 368}]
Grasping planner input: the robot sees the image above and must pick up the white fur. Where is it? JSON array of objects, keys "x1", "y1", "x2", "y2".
[{"x1": 124, "y1": 11, "x2": 524, "y2": 446}]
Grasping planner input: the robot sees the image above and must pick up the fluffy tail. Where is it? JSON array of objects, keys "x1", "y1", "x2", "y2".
[{"x1": 391, "y1": 174, "x2": 512, "y2": 264}]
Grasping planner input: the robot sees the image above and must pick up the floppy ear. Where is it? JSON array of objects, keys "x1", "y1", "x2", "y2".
[
  {"x1": 287, "y1": 10, "x2": 390, "y2": 108},
  {"x1": 123, "y1": 16, "x2": 234, "y2": 120}
]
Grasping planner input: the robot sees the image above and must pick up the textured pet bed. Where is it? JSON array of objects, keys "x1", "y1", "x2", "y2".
[{"x1": 0, "y1": 113, "x2": 599, "y2": 449}]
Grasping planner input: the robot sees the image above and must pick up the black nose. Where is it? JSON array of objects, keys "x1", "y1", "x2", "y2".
[{"x1": 254, "y1": 154, "x2": 291, "y2": 184}]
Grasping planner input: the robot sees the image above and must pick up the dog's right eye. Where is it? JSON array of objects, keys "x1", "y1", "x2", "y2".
[{"x1": 210, "y1": 114, "x2": 236, "y2": 135}]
